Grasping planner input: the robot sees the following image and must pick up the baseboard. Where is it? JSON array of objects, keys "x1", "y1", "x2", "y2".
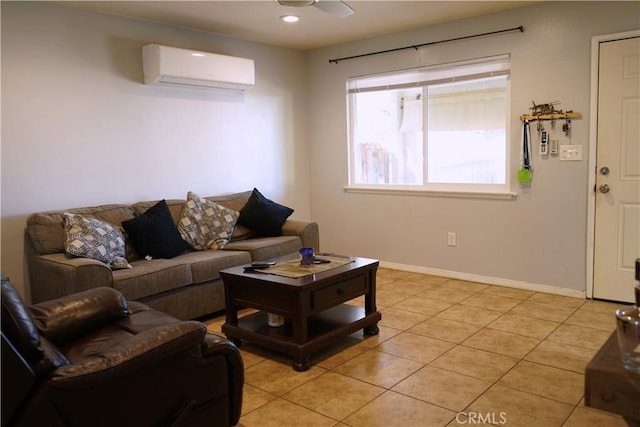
[{"x1": 379, "y1": 261, "x2": 587, "y2": 300}]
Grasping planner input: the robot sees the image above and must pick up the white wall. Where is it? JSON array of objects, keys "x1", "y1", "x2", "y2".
[
  {"x1": 1, "y1": 2, "x2": 311, "y2": 298},
  {"x1": 307, "y1": 2, "x2": 640, "y2": 295},
  {"x1": 2, "y1": 1, "x2": 638, "y2": 301}
]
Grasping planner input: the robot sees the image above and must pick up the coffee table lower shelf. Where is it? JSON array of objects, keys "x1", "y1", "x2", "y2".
[{"x1": 222, "y1": 304, "x2": 381, "y2": 371}]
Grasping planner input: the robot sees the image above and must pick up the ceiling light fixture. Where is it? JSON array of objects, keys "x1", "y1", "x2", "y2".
[
  {"x1": 278, "y1": 1, "x2": 317, "y2": 6},
  {"x1": 281, "y1": 15, "x2": 300, "y2": 23}
]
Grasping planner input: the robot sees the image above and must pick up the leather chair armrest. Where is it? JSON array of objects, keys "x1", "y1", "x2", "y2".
[
  {"x1": 48, "y1": 321, "x2": 206, "y2": 387},
  {"x1": 1, "y1": 332, "x2": 37, "y2": 427},
  {"x1": 30, "y1": 337, "x2": 70, "y2": 378},
  {"x1": 202, "y1": 333, "x2": 244, "y2": 426},
  {"x1": 29, "y1": 287, "x2": 128, "y2": 346}
]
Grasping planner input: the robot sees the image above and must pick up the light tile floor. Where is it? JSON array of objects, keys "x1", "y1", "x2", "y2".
[{"x1": 205, "y1": 268, "x2": 629, "y2": 427}]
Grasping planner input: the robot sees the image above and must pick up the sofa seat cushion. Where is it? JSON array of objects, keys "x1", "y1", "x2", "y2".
[
  {"x1": 177, "y1": 250, "x2": 252, "y2": 284},
  {"x1": 112, "y1": 259, "x2": 192, "y2": 300},
  {"x1": 224, "y1": 236, "x2": 301, "y2": 262},
  {"x1": 60, "y1": 309, "x2": 187, "y2": 364},
  {"x1": 60, "y1": 324, "x2": 135, "y2": 364}
]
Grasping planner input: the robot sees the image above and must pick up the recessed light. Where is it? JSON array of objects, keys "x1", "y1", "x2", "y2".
[{"x1": 281, "y1": 15, "x2": 300, "y2": 23}]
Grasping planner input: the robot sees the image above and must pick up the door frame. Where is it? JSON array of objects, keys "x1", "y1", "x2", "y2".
[{"x1": 586, "y1": 29, "x2": 640, "y2": 299}]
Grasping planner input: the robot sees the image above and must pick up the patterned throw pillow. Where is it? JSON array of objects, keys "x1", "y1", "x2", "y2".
[
  {"x1": 63, "y1": 213, "x2": 131, "y2": 270},
  {"x1": 178, "y1": 191, "x2": 239, "y2": 250}
]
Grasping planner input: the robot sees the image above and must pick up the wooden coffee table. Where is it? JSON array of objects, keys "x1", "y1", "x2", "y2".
[
  {"x1": 220, "y1": 255, "x2": 381, "y2": 371},
  {"x1": 585, "y1": 331, "x2": 640, "y2": 426}
]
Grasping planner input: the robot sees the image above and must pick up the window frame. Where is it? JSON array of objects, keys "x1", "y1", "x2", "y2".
[{"x1": 346, "y1": 55, "x2": 515, "y2": 198}]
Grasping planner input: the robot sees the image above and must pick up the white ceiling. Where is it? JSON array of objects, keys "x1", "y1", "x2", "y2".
[{"x1": 56, "y1": 1, "x2": 537, "y2": 50}]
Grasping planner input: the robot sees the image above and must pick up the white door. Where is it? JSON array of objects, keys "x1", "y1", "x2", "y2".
[{"x1": 593, "y1": 36, "x2": 640, "y2": 303}]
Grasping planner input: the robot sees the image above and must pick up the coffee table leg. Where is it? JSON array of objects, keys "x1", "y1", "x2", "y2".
[
  {"x1": 364, "y1": 324, "x2": 379, "y2": 336},
  {"x1": 293, "y1": 354, "x2": 311, "y2": 371}
]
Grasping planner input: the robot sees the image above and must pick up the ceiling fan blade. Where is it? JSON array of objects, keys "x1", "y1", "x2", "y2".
[{"x1": 313, "y1": 0, "x2": 354, "y2": 18}]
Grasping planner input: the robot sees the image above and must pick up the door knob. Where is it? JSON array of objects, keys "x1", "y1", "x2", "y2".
[
  {"x1": 599, "y1": 166, "x2": 610, "y2": 175},
  {"x1": 599, "y1": 184, "x2": 610, "y2": 193}
]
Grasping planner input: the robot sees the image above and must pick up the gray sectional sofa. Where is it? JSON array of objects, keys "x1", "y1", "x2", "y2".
[{"x1": 25, "y1": 190, "x2": 319, "y2": 320}]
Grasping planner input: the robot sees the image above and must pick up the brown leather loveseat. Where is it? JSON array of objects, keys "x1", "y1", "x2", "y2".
[{"x1": 1, "y1": 275, "x2": 243, "y2": 427}]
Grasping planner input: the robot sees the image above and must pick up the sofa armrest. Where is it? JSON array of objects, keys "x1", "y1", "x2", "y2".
[
  {"x1": 28, "y1": 253, "x2": 113, "y2": 303},
  {"x1": 1, "y1": 332, "x2": 37, "y2": 427},
  {"x1": 48, "y1": 321, "x2": 206, "y2": 387},
  {"x1": 29, "y1": 287, "x2": 128, "y2": 346},
  {"x1": 202, "y1": 333, "x2": 244, "y2": 426},
  {"x1": 38, "y1": 322, "x2": 242, "y2": 427},
  {"x1": 282, "y1": 220, "x2": 319, "y2": 251}
]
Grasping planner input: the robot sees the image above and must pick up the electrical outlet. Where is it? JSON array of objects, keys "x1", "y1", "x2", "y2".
[
  {"x1": 447, "y1": 232, "x2": 457, "y2": 247},
  {"x1": 560, "y1": 145, "x2": 583, "y2": 161}
]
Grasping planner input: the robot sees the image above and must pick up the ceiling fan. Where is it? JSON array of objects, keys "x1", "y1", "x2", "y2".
[{"x1": 276, "y1": 1, "x2": 355, "y2": 18}]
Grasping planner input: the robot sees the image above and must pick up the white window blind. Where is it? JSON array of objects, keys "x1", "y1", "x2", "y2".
[{"x1": 347, "y1": 54, "x2": 510, "y2": 93}]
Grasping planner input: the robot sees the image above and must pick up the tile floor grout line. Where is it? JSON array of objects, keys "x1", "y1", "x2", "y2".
[{"x1": 208, "y1": 269, "x2": 626, "y2": 426}]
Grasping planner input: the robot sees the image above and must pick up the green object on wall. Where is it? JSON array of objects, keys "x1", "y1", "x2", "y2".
[
  {"x1": 517, "y1": 167, "x2": 532, "y2": 184},
  {"x1": 518, "y1": 120, "x2": 532, "y2": 184}
]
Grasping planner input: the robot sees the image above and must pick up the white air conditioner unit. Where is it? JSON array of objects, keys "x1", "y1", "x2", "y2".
[{"x1": 142, "y1": 44, "x2": 255, "y2": 90}]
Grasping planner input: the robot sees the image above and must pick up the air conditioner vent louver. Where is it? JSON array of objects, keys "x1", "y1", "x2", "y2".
[{"x1": 142, "y1": 44, "x2": 255, "y2": 90}]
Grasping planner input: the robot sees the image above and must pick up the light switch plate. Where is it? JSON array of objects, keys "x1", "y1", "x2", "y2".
[{"x1": 559, "y1": 145, "x2": 583, "y2": 161}]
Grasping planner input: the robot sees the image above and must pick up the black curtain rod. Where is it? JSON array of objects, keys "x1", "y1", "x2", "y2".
[{"x1": 328, "y1": 25, "x2": 524, "y2": 64}]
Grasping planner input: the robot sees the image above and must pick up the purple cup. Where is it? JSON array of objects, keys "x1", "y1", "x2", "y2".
[{"x1": 299, "y1": 247, "x2": 314, "y2": 265}]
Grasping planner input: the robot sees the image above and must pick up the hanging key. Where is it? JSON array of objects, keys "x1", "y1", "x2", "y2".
[{"x1": 562, "y1": 118, "x2": 571, "y2": 137}]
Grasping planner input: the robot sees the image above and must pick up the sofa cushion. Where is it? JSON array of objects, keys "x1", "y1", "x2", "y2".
[
  {"x1": 178, "y1": 250, "x2": 252, "y2": 284},
  {"x1": 122, "y1": 200, "x2": 188, "y2": 260},
  {"x1": 62, "y1": 213, "x2": 131, "y2": 270},
  {"x1": 132, "y1": 199, "x2": 185, "y2": 225},
  {"x1": 112, "y1": 259, "x2": 192, "y2": 300},
  {"x1": 238, "y1": 188, "x2": 294, "y2": 237},
  {"x1": 26, "y1": 205, "x2": 135, "y2": 255},
  {"x1": 224, "y1": 236, "x2": 301, "y2": 262},
  {"x1": 206, "y1": 191, "x2": 254, "y2": 241},
  {"x1": 29, "y1": 287, "x2": 129, "y2": 347},
  {"x1": 178, "y1": 192, "x2": 239, "y2": 251}
]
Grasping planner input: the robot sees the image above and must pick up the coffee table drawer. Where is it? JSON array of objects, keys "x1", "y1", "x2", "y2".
[{"x1": 312, "y1": 275, "x2": 366, "y2": 311}]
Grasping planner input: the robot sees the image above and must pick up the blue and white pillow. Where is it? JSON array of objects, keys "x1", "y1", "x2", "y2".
[
  {"x1": 63, "y1": 213, "x2": 131, "y2": 270},
  {"x1": 178, "y1": 191, "x2": 239, "y2": 250}
]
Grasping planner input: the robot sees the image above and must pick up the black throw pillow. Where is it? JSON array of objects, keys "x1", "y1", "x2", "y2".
[
  {"x1": 122, "y1": 200, "x2": 188, "y2": 259},
  {"x1": 238, "y1": 188, "x2": 294, "y2": 237}
]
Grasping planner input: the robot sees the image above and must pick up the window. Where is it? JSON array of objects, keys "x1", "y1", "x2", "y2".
[{"x1": 347, "y1": 55, "x2": 511, "y2": 195}]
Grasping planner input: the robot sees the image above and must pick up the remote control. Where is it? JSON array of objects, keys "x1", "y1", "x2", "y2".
[
  {"x1": 540, "y1": 130, "x2": 549, "y2": 155},
  {"x1": 251, "y1": 261, "x2": 276, "y2": 268}
]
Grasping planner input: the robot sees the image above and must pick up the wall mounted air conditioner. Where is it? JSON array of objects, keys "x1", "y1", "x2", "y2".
[{"x1": 142, "y1": 44, "x2": 255, "y2": 90}]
